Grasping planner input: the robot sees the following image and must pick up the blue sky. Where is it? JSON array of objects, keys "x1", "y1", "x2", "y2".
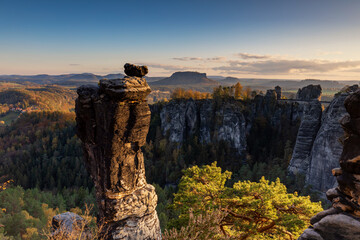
[{"x1": 1, "y1": 0, "x2": 360, "y2": 79}]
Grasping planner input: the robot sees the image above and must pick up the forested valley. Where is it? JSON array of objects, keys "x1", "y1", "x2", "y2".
[{"x1": 0, "y1": 85, "x2": 324, "y2": 239}]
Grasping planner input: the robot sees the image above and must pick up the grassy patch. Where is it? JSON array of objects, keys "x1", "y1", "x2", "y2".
[{"x1": 0, "y1": 112, "x2": 20, "y2": 125}]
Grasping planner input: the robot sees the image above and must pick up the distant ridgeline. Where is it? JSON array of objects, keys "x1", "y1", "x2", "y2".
[
  {"x1": 1, "y1": 72, "x2": 359, "y2": 104},
  {"x1": 0, "y1": 83, "x2": 75, "y2": 110}
]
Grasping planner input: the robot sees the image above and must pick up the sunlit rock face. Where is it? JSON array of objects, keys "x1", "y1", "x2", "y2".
[
  {"x1": 75, "y1": 64, "x2": 160, "y2": 240},
  {"x1": 299, "y1": 89, "x2": 360, "y2": 240}
]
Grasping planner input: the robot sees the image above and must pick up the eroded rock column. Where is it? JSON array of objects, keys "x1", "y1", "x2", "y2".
[
  {"x1": 75, "y1": 64, "x2": 160, "y2": 239},
  {"x1": 299, "y1": 89, "x2": 360, "y2": 240}
]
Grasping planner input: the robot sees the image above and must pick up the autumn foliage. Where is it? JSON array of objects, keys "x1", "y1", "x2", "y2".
[{"x1": 170, "y1": 88, "x2": 211, "y2": 100}]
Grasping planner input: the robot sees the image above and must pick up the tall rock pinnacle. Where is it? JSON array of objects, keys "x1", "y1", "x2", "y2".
[
  {"x1": 75, "y1": 64, "x2": 160, "y2": 239},
  {"x1": 299, "y1": 89, "x2": 360, "y2": 240}
]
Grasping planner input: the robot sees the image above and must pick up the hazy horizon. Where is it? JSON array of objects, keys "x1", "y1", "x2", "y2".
[
  {"x1": 2, "y1": 0, "x2": 360, "y2": 80},
  {"x1": 1, "y1": 71, "x2": 360, "y2": 82}
]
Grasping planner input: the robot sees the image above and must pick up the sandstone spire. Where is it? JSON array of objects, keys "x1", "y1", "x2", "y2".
[
  {"x1": 299, "y1": 89, "x2": 360, "y2": 240},
  {"x1": 75, "y1": 64, "x2": 160, "y2": 239}
]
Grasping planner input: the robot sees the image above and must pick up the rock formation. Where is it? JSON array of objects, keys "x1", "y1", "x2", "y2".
[
  {"x1": 299, "y1": 89, "x2": 360, "y2": 240},
  {"x1": 288, "y1": 85, "x2": 358, "y2": 194},
  {"x1": 51, "y1": 212, "x2": 91, "y2": 239},
  {"x1": 157, "y1": 92, "x2": 304, "y2": 157},
  {"x1": 265, "y1": 89, "x2": 277, "y2": 101},
  {"x1": 155, "y1": 83, "x2": 356, "y2": 195},
  {"x1": 287, "y1": 101, "x2": 322, "y2": 175},
  {"x1": 306, "y1": 94, "x2": 349, "y2": 192},
  {"x1": 75, "y1": 64, "x2": 160, "y2": 239},
  {"x1": 296, "y1": 84, "x2": 322, "y2": 100},
  {"x1": 159, "y1": 99, "x2": 247, "y2": 155},
  {"x1": 124, "y1": 63, "x2": 148, "y2": 77},
  {"x1": 275, "y1": 86, "x2": 282, "y2": 100}
]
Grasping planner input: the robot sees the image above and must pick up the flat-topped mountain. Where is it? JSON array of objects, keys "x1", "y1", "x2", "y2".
[{"x1": 150, "y1": 71, "x2": 219, "y2": 86}]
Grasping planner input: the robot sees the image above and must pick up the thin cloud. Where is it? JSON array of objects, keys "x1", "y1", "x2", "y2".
[
  {"x1": 237, "y1": 53, "x2": 270, "y2": 60},
  {"x1": 206, "y1": 56, "x2": 227, "y2": 61},
  {"x1": 316, "y1": 50, "x2": 343, "y2": 56},
  {"x1": 172, "y1": 57, "x2": 203, "y2": 61},
  {"x1": 213, "y1": 59, "x2": 360, "y2": 75},
  {"x1": 145, "y1": 63, "x2": 188, "y2": 71},
  {"x1": 172, "y1": 56, "x2": 227, "y2": 62},
  {"x1": 339, "y1": 68, "x2": 360, "y2": 73},
  {"x1": 69, "y1": 63, "x2": 81, "y2": 66}
]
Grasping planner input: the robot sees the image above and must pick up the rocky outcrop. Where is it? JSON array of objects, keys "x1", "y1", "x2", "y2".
[
  {"x1": 287, "y1": 101, "x2": 322, "y2": 175},
  {"x1": 296, "y1": 84, "x2": 322, "y2": 100},
  {"x1": 288, "y1": 86, "x2": 358, "y2": 193},
  {"x1": 215, "y1": 103, "x2": 247, "y2": 154},
  {"x1": 299, "y1": 89, "x2": 360, "y2": 240},
  {"x1": 275, "y1": 86, "x2": 282, "y2": 100},
  {"x1": 75, "y1": 64, "x2": 160, "y2": 239},
  {"x1": 251, "y1": 92, "x2": 303, "y2": 127},
  {"x1": 51, "y1": 212, "x2": 91, "y2": 239},
  {"x1": 159, "y1": 99, "x2": 247, "y2": 155},
  {"x1": 160, "y1": 99, "x2": 198, "y2": 143},
  {"x1": 157, "y1": 84, "x2": 356, "y2": 195},
  {"x1": 158, "y1": 94, "x2": 304, "y2": 157},
  {"x1": 306, "y1": 94, "x2": 349, "y2": 192},
  {"x1": 265, "y1": 89, "x2": 277, "y2": 101}
]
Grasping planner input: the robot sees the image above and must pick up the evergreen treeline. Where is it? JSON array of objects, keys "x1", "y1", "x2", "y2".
[{"x1": 0, "y1": 111, "x2": 91, "y2": 191}]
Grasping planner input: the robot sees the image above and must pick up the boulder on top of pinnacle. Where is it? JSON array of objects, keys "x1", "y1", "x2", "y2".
[{"x1": 124, "y1": 63, "x2": 148, "y2": 77}]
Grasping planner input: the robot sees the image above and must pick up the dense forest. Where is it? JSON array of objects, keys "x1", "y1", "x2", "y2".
[
  {"x1": 0, "y1": 112, "x2": 95, "y2": 239},
  {"x1": 0, "y1": 112, "x2": 90, "y2": 190}
]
